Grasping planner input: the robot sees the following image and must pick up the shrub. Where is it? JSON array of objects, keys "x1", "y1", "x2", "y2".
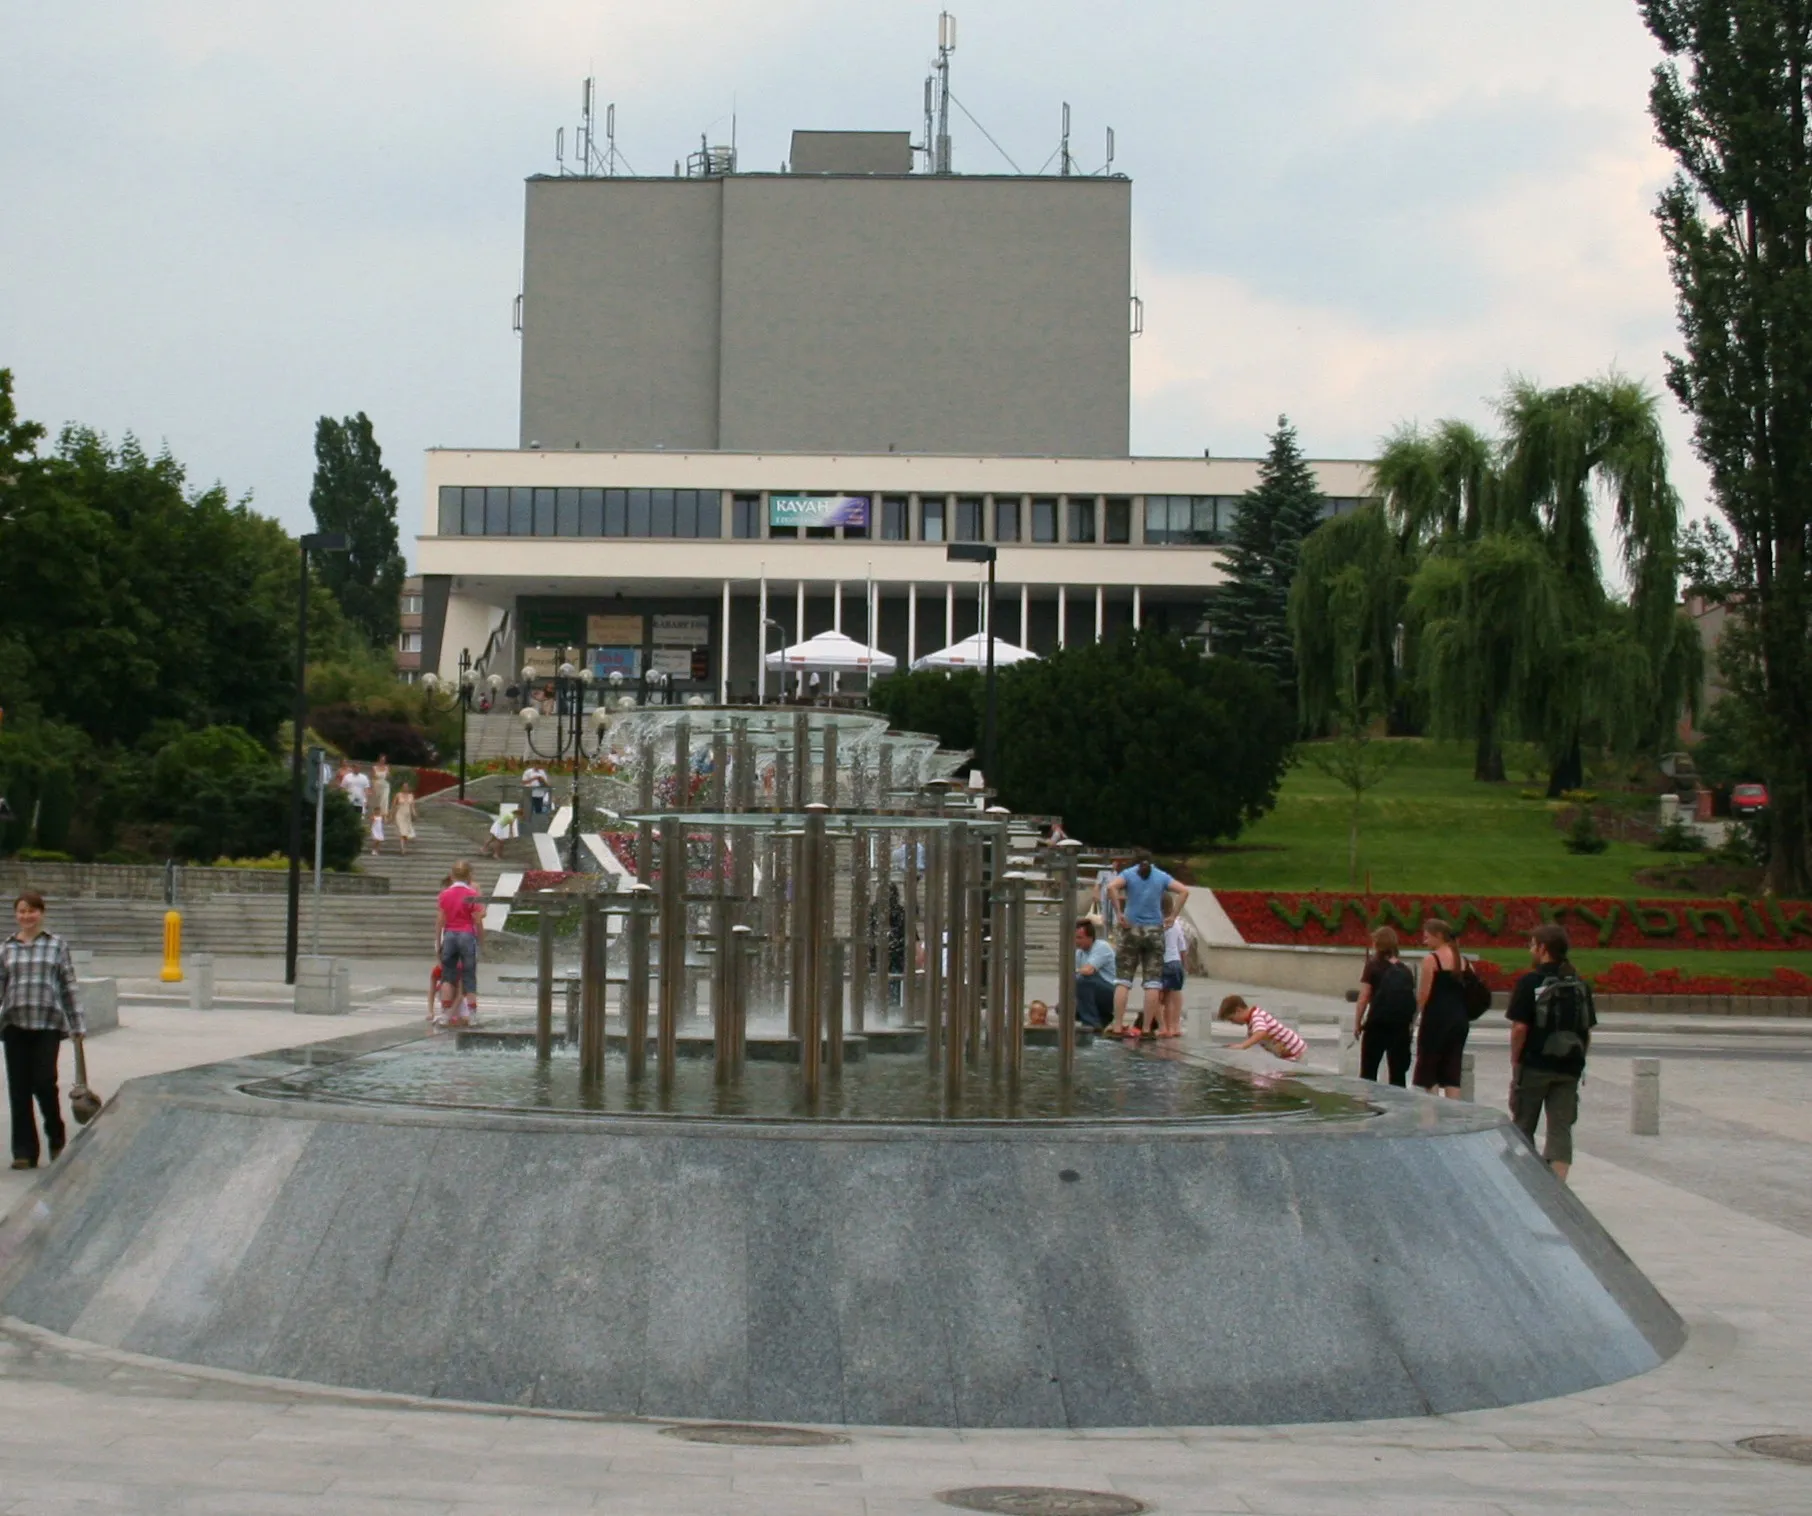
[
  {"x1": 1653, "y1": 816, "x2": 1707, "y2": 854},
  {"x1": 1560, "y1": 789, "x2": 1600, "y2": 805},
  {"x1": 868, "y1": 669, "x2": 983, "y2": 754},
  {"x1": 1562, "y1": 810, "x2": 1609, "y2": 855},
  {"x1": 308, "y1": 704, "x2": 435, "y2": 765},
  {"x1": 12, "y1": 847, "x2": 73, "y2": 863}
]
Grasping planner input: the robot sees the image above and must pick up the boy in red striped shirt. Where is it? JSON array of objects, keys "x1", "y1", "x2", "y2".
[{"x1": 1218, "y1": 995, "x2": 1308, "y2": 1062}]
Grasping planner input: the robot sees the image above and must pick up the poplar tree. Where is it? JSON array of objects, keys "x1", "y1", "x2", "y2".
[
  {"x1": 309, "y1": 412, "x2": 406, "y2": 650},
  {"x1": 1641, "y1": 1, "x2": 1812, "y2": 892},
  {"x1": 1215, "y1": 416, "x2": 1325, "y2": 688}
]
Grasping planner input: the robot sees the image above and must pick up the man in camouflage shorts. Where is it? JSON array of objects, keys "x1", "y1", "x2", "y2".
[{"x1": 1106, "y1": 849, "x2": 1189, "y2": 1037}]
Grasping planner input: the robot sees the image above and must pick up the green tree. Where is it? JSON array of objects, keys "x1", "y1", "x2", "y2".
[
  {"x1": 991, "y1": 631, "x2": 1295, "y2": 851},
  {"x1": 310, "y1": 412, "x2": 407, "y2": 650},
  {"x1": 1290, "y1": 503, "x2": 1416, "y2": 733},
  {"x1": 867, "y1": 669, "x2": 982, "y2": 754},
  {"x1": 1215, "y1": 417, "x2": 1325, "y2": 687},
  {"x1": 1641, "y1": 1, "x2": 1812, "y2": 892}
]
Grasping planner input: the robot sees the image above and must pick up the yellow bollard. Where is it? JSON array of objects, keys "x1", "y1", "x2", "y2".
[{"x1": 161, "y1": 909, "x2": 183, "y2": 983}]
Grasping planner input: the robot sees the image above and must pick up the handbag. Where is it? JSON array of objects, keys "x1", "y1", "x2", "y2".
[
  {"x1": 69, "y1": 1039, "x2": 103, "y2": 1125},
  {"x1": 1460, "y1": 957, "x2": 1494, "y2": 1021}
]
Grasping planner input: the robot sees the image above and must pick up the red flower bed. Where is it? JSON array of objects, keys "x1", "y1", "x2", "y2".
[
  {"x1": 519, "y1": 870, "x2": 575, "y2": 893},
  {"x1": 1593, "y1": 961, "x2": 1812, "y2": 998},
  {"x1": 1218, "y1": 890, "x2": 1812, "y2": 953},
  {"x1": 412, "y1": 767, "x2": 460, "y2": 799}
]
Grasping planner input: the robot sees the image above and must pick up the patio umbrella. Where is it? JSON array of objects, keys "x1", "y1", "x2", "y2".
[
  {"x1": 763, "y1": 629, "x2": 898, "y2": 675},
  {"x1": 910, "y1": 633, "x2": 1039, "y2": 672}
]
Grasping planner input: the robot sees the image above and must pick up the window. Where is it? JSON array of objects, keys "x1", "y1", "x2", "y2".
[
  {"x1": 1104, "y1": 497, "x2": 1131, "y2": 544},
  {"x1": 1320, "y1": 496, "x2": 1363, "y2": 520},
  {"x1": 1067, "y1": 496, "x2": 1095, "y2": 543},
  {"x1": 881, "y1": 496, "x2": 909, "y2": 540},
  {"x1": 509, "y1": 487, "x2": 533, "y2": 536},
  {"x1": 556, "y1": 488, "x2": 580, "y2": 536},
  {"x1": 1031, "y1": 497, "x2": 1057, "y2": 543},
  {"x1": 627, "y1": 489, "x2": 651, "y2": 536},
  {"x1": 955, "y1": 496, "x2": 983, "y2": 542},
  {"x1": 993, "y1": 497, "x2": 1020, "y2": 543},
  {"x1": 485, "y1": 487, "x2": 509, "y2": 536},
  {"x1": 671, "y1": 489, "x2": 694, "y2": 538},
  {"x1": 399, "y1": 595, "x2": 423, "y2": 615},
  {"x1": 733, "y1": 495, "x2": 761, "y2": 538},
  {"x1": 697, "y1": 491, "x2": 722, "y2": 538},
  {"x1": 920, "y1": 496, "x2": 946, "y2": 542},
  {"x1": 438, "y1": 486, "x2": 461, "y2": 535},
  {"x1": 533, "y1": 488, "x2": 557, "y2": 536},
  {"x1": 650, "y1": 488, "x2": 675, "y2": 537},
  {"x1": 1144, "y1": 497, "x2": 1170, "y2": 544},
  {"x1": 580, "y1": 488, "x2": 604, "y2": 536},
  {"x1": 1144, "y1": 495, "x2": 1222, "y2": 545},
  {"x1": 1217, "y1": 495, "x2": 1242, "y2": 537},
  {"x1": 398, "y1": 631, "x2": 422, "y2": 653},
  {"x1": 842, "y1": 506, "x2": 869, "y2": 539},
  {"x1": 604, "y1": 489, "x2": 627, "y2": 536},
  {"x1": 462, "y1": 487, "x2": 485, "y2": 536}
]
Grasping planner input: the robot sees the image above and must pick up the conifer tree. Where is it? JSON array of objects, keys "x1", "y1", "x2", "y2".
[
  {"x1": 309, "y1": 413, "x2": 406, "y2": 650},
  {"x1": 1215, "y1": 416, "x2": 1325, "y2": 688}
]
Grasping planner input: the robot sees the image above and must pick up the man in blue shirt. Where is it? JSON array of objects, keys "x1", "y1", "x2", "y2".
[
  {"x1": 1073, "y1": 920, "x2": 1118, "y2": 1031},
  {"x1": 1106, "y1": 850, "x2": 1188, "y2": 1037}
]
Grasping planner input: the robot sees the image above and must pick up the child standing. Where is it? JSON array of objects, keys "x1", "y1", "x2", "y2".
[
  {"x1": 1159, "y1": 912, "x2": 1187, "y2": 1039},
  {"x1": 1218, "y1": 995, "x2": 1307, "y2": 1062}
]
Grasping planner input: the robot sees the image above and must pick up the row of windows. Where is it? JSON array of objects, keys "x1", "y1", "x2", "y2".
[
  {"x1": 439, "y1": 486, "x2": 1371, "y2": 543},
  {"x1": 438, "y1": 487, "x2": 724, "y2": 539}
]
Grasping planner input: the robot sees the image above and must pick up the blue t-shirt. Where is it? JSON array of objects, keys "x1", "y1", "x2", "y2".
[
  {"x1": 1076, "y1": 938, "x2": 1118, "y2": 980},
  {"x1": 1117, "y1": 866, "x2": 1174, "y2": 927}
]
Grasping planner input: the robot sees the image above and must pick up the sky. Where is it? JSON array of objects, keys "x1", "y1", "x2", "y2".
[{"x1": 0, "y1": 1, "x2": 1706, "y2": 561}]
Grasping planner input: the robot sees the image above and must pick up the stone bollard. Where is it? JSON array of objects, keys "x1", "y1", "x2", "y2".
[
  {"x1": 1631, "y1": 1057, "x2": 1661, "y2": 1135},
  {"x1": 79, "y1": 978, "x2": 119, "y2": 1035},
  {"x1": 188, "y1": 953, "x2": 216, "y2": 1011},
  {"x1": 1460, "y1": 1051, "x2": 1476, "y2": 1103},
  {"x1": 295, "y1": 956, "x2": 350, "y2": 1016}
]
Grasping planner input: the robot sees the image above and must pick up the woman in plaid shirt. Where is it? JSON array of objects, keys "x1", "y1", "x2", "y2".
[{"x1": 1, "y1": 890, "x2": 85, "y2": 1169}]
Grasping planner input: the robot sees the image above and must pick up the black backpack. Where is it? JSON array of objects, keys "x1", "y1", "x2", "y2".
[
  {"x1": 1368, "y1": 961, "x2": 1417, "y2": 1026},
  {"x1": 1532, "y1": 966, "x2": 1596, "y2": 1063}
]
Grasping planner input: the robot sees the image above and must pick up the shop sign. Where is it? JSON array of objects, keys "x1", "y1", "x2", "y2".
[
  {"x1": 768, "y1": 494, "x2": 870, "y2": 529},
  {"x1": 653, "y1": 614, "x2": 710, "y2": 646},
  {"x1": 587, "y1": 613, "x2": 644, "y2": 645}
]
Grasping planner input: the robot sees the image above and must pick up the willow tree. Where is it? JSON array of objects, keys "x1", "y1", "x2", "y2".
[{"x1": 1290, "y1": 504, "x2": 1413, "y2": 730}]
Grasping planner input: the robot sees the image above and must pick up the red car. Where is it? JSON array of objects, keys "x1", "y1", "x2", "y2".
[{"x1": 1731, "y1": 783, "x2": 1769, "y2": 816}]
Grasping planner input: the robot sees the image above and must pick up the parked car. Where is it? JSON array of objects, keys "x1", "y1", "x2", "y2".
[{"x1": 1731, "y1": 782, "x2": 1770, "y2": 816}]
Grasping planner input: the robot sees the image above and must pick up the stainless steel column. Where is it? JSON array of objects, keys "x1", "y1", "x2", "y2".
[
  {"x1": 730, "y1": 719, "x2": 751, "y2": 812},
  {"x1": 965, "y1": 829, "x2": 986, "y2": 1068},
  {"x1": 626, "y1": 882, "x2": 651, "y2": 1083},
  {"x1": 1056, "y1": 839, "x2": 1081, "y2": 1081},
  {"x1": 878, "y1": 747, "x2": 894, "y2": 810},
  {"x1": 710, "y1": 731, "x2": 727, "y2": 812},
  {"x1": 922, "y1": 826, "x2": 945, "y2": 1069},
  {"x1": 1005, "y1": 872, "x2": 1027, "y2": 1085},
  {"x1": 657, "y1": 815, "x2": 684, "y2": 1089},
  {"x1": 673, "y1": 718, "x2": 692, "y2": 812},
  {"x1": 637, "y1": 738, "x2": 656, "y2": 812},
  {"x1": 849, "y1": 829, "x2": 870, "y2": 1034},
  {"x1": 712, "y1": 823, "x2": 732, "y2": 1085},
  {"x1": 821, "y1": 724, "x2": 838, "y2": 807},
  {"x1": 729, "y1": 922, "x2": 753, "y2": 1075},
  {"x1": 901, "y1": 831, "x2": 920, "y2": 1028},
  {"x1": 800, "y1": 806, "x2": 828, "y2": 1099},
  {"x1": 943, "y1": 822, "x2": 966, "y2": 1101},
  {"x1": 579, "y1": 894, "x2": 606, "y2": 1085},
  {"x1": 827, "y1": 940, "x2": 845, "y2": 1077},
  {"x1": 987, "y1": 857, "x2": 1007, "y2": 1079},
  {"x1": 792, "y1": 711, "x2": 810, "y2": 811},
  {"x1": 535, "y1": 901, "x2": 555, "y2": 1062}
]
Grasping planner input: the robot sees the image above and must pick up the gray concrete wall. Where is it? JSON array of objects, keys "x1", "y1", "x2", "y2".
[
  {"x1": 518, "y1": 175, "x2": 1130, "y2": 458},
  {"x1": 519, "y1": 178, "x2": 722, "y2": 451}
]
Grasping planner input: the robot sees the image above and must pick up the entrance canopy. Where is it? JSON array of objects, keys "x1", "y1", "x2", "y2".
[
  {"x1": 911, "y1": 633, "x2": 1040, "y2": 672},
  {"x1": 764, "y1": 630, "x2": 898, "y2": 675}
]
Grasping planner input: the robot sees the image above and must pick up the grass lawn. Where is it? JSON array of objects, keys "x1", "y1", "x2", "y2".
[{"x1": 1193, "y1": 741, "x2": 1712, "y2": 898}]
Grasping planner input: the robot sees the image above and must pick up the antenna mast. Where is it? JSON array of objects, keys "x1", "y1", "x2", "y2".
[
  {"x1": 1060, "y1": 102, "x2": 1071, "y2": 177},
  {"x1": 934, "y1": 12, "x2": 956, "y2": 174}
]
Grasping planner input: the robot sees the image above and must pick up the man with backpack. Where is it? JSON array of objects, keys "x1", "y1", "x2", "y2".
[
  {"x1": 1355, "y1": 926, "x2": 1416, "y2": 1086},
  {"x1": 1506, "y1": 923, "x2": 1596, "y2": 1182}
]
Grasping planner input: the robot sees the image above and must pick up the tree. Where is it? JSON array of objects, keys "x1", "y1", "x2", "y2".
[
  {"x1": 1215, "y1": 416, "x2": 1325, "y2": 688},
  {"x1": 991, "y1": 631, "x2": 1295, "y2": 851},
  {"x1": 1305, "y1": 713, "x2": 1410, "y2": 887},
  {"x1": 1290, "y1": 504, "x2": 1415, "y2": 734},
  {"x1": 310, "y1": 412, "x2": 407, "y2": 650},
  {"x1": 867, "y1": 669, "x2": 982, "y2": 755},
  {"x1": 1641, "y1": 2, "x2": 1812, "y2": 892}
]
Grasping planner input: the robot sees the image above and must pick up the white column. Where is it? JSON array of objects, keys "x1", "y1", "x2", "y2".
[
  {"x1": 796, "y1": 582, "x2": 806, "y2": 697},
  {"x1": 1095, "y1": 585, "x2": 1104, "y2": 642},
  {"x1": 832, "y1": 580, "x2": 843, "y2": 694},
  {"x1": 1057, "y1": 585, "x2": 1067, "y2": 650},
  {"x1": 1132, "y1": 585, "x2": 1142, "y2": 630},
  {"x1": 758, "y1": 572, "x2": 768, "y2": 704},
  {"x1": 908, "y1": 584, "x2": 918, "y2": 666},
  {"x1": 945, "y1": 583, "x2": 955, "y2": 648},
  {"x1": 1019, "y1": 583, "x2": 1029, "y2": 648},
  {"x1": 720, "y1": 579, "x2": 731, "y2": 704}
]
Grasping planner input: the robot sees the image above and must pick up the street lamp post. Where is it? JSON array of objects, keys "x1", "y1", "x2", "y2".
[
  {"x1": 519, "y1": 649, "x2": 611, "y2": 872},
  {"x1": 946, "y1": 542, "x2": 998, "y2": 791},
  {"x1": 420, "y1": 650, "x2": 481, "y2": 801},
  {"x1": 286, "y1": 531, "x2": 349, "y2": 987}
]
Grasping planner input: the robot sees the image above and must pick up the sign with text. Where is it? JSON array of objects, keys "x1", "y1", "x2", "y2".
[
  {"x1": 524, "y1": 611, "x2": 582, "y2": 646},
  {"x1": 588, "y1": 646, "x2": 641, "y2": 679},
  {"x1": 650, "y1": 647, "x2": 693, "y2": 677},
  {"x1": 652, "y1": 614, "x2": 710, "y2": 646},
  {"x1": 586, "y1": 613, "x2": 644, "y2": 645},
  {"x1": 768, "y1": 494, "x2": 869, "y2": 530}
]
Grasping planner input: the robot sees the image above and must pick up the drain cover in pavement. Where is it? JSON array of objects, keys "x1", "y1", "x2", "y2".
[
  {"x1": 936, "y1": 1488, "x2": 1149, "y2": 1515},
  {"x1": 1740, "y1": 1434, "x2": 1812, "y2": 1465},
  {"x1": 660, "y1": 1422, "x2": 848, "y2": 1447}
]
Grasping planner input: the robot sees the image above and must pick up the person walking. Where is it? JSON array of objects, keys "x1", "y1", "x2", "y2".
[
  {"x1": 1105, "y1": 850, "x2": 1188, "y2": 1038},
  {"x1": 338, "y1": 762, "x2": 371, "y2": 819},
  {"x1": 1413, "y1": 918, "x2": 1472, "y2": 1097},
  {"x1": 0, "y1": 890, "x2": 86, "y2": 1170},
  {"x1": 1506, "y1": 923, "x2": 1596, "y2": 1182},
  {"x1": 435, "y1": 861, "x2": 485, "y2": 1027},
  {"x1": 1355, "y1": 926, "x2": 1416, "y2": 1086},
  {"x1": 1073, "y1": 920, "x2": 1117, "y2": 1031},
  {"x1": 391, "y1": 783, "x2": 418, "y2": 855},
  {"x1": 371, "y1": 754, "x2": 392, "y2": 818}
]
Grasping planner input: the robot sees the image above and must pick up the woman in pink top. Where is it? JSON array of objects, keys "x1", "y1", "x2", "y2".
[
  {"x1": 1217, "y1": 995, "x2": 1308, "y2": 1062},
  {"x1": 436, "y1": 860, "x2": 485, "y2": 1026}
]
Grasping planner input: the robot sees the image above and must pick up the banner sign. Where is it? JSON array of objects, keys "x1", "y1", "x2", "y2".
[
  {"x1": 653, "y1": 614, "x2": 710, "y2": 646},
  {"x1": 587, "y1": 647, "x2": 641, "y2": 679},
  {"x1": 650, "y1": 647, "x2": 693, "y2": 677},
  {"x1": 587, "y1": 613, "x2": 644, "y2": 645},
  {"x1": 524, "y1": 611, "x2": 582, "y2": 646},
  {"x1": 768, "y1": 494, "x2": 869, "y2": 529}
]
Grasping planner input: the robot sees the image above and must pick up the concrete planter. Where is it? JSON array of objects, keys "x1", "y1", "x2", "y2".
[{"x1": 0, "y1": 862, "x2": 388, "y2": 900}]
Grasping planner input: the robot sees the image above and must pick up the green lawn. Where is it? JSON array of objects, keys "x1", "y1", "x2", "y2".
[{"x1": 1194, "y1": 741, "x2": 1711, "y2": 898}]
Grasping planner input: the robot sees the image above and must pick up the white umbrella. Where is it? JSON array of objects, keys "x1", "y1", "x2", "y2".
[
  {"x1": 763, "y1": 629, "x2": 898, "y2": 675},
  {"x1": 910, "y1": 633, "x2": 1039, "y2": 672}
]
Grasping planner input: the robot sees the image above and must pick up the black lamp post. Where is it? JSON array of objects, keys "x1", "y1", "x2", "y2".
[
  {"x1": 519, "y1": 648, "x2": 612, "y2": 872},
  {"x1": 286, "y1": 531, "x2": 348, "y2": 987},
  {"x1": 420, "y1": 649, "x2": 481, "y2": 802},
  {"x1": 947, "y1": 542, "x2": 998, "y2": 791}
]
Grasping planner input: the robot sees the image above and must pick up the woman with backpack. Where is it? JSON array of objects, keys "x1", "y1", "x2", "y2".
[
  {"x1": 1354, "y1": 926, "x2": 1416, "y2": 1086},
  {"x1": 1413, "y1": 918, "x2": 1474, "y2": 1098}
]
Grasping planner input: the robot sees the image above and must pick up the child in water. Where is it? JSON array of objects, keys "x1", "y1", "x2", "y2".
[{"x1": 1217, "y1": 995, "x2": 1308, "y2": 1062}]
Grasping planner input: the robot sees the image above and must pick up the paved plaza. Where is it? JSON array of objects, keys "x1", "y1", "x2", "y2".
[{"x1": 1, "y1": 963, "x2": 1809, "y2": 1513}]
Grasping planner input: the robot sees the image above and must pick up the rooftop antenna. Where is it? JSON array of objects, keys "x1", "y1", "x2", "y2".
[
  {"x1": 1060, "y1": 102, "x2": 1072, "y2": 177},
  {"x1": 555, "y1": 125, "x2": 566, "y2": 175},
  {"x1": 605, "y1": 103, "x2": 618, "y2": 176},
  {"x1": 920, "y1": 75, "x2": 936, "y2": 172},
  {"x1": 934, "y1": 11, "x2": 956, "y2": 174},
  {"x1": 579, "y1": 77, "x2": 596, "y2": 174},
  {"x1": 1104, "y1": 126, "x2": 1116, "y2": 176}
]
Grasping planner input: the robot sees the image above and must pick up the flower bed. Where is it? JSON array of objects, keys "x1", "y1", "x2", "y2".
[
  {"x1": 1218, "y1": 890, "x2": 1812, "y2": 953},
  {"x1": 412, "y1": 767, "x2": 461, "y2": 799}
]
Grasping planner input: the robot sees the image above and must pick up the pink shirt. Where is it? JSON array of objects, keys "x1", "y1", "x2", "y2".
[
  {"x1": 1247, "y1": 1007, "x2": 1307, "y2": 1061},
  {"x1": 438, "y1": 883, "x2": 483, "y2": 935}
]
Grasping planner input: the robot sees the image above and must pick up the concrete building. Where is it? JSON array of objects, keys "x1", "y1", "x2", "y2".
[
  {"x1": 419, "y1": 126, "x2": 1376, "y2": 695},
  {"x1": 394, "y1": 576, "x2": 424, "y2": 682}
]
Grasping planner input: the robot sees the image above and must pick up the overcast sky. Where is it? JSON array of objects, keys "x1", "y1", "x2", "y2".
[{"x1": 0, "y1": 1, "x2": 1704, "y2": 559}]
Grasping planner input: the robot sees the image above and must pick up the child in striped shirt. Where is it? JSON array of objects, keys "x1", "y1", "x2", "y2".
[{"x1": 1218, "y1": 995, "x2": 1307, "y2": 1062}]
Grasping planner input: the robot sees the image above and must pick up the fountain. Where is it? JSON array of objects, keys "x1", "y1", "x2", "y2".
[{"x1": 0, "y1": 707, "x2": 1681, "y2": 1428}]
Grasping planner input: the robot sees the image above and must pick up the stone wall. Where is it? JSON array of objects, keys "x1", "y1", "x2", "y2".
[{"x1": 0, "y1": 863, "x2": 388, "y2": 900}]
